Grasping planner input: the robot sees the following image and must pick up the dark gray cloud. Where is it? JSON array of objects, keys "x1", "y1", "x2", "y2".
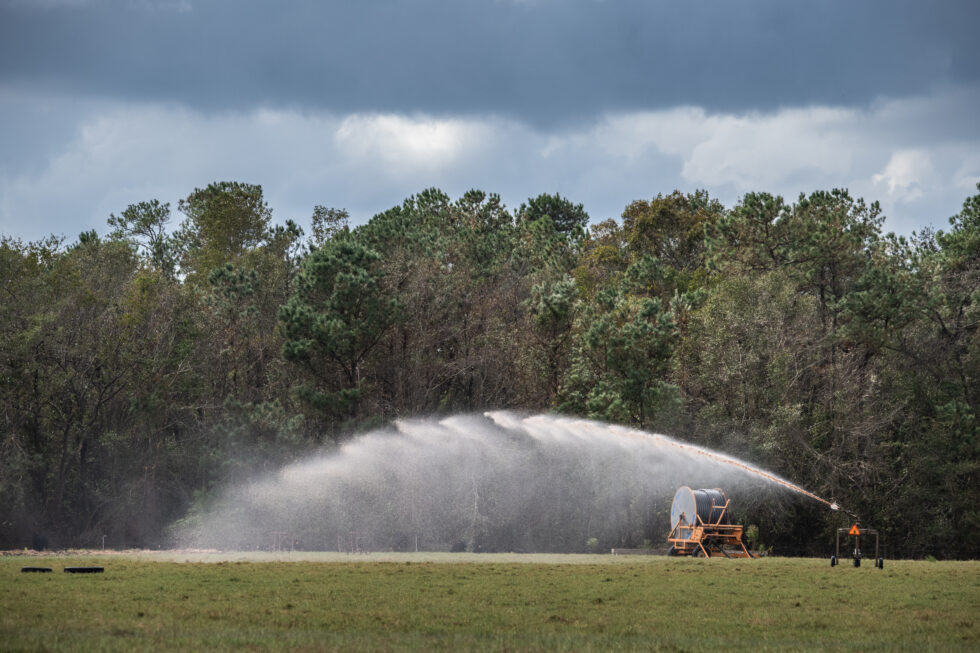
[
  {"x1": 2, "y1": 0, "x2": 978, "y2": 123},
  {"x1": 1, "y1": 1, "x2": 978, "y2": 241}
]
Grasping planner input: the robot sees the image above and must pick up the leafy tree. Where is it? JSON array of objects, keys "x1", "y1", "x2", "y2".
[
  {"x1": 107, "y1": 199, "x2": 178, "y2": 277},
  {"x1": 706, "y1": 192, "x2": 790, "y2": 271},
  {"x1": 0, "y1": 236, "x2": 62, "y2": 547},
  {"x1": 839, "y1": 183, "x2": 980, "y2": 555},
  {"x1": 309, "y1": 206, "x2": 350, "y2": 249},
  {"x1": 621, "y1": 189, "x2": 723, "y2": 297},
  {"x1": 0, "y1": 232, "x2": 198, "y2": 547},
  {"x1": 574, "y1": 219, "x2": 629, "y2": 299},
  {"x1": 279, "y1": 236, "x2": 397, "y2": 424},
  {"x1": 786, "y1": 190, "x2": 884, "y2": 331},
  {"x1": 562, "y1": 257, "x2": 680, "y2": 428},
  {"x1": 177, "y1": 181, "x2": 272, "y2": 284},
  {"x1": 931, "y1": 184, "x2": 980, "y2": 414},
  {"x1": 519, "y1": 192, "x2": 589, "y2": 237},
  {"x1": 353, "y1": 189, "x2": 541, "y2": 415},
  {"x1": 527, "y1": 276, "x2": 577, "y2": 403},
  {"x1": 712, "y1": 189, "x2": 882, "y2": 327}
]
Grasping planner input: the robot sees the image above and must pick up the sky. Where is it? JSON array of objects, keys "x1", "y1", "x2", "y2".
[{"x1": 1, "y1": 0, "x2": 978, "y2": 242}]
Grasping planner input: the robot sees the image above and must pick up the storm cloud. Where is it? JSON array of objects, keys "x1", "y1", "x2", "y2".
[
  {"x1": 1, "y1": 0, "x2": 978, "y2": 239},
  {"x1": 3, "y1": 0, "x2": 979, "y2": 121}
]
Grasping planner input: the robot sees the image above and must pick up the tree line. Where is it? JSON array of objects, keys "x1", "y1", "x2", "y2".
[{"x1": 1, "y1": 181, "x2": 977, "y2": 557}]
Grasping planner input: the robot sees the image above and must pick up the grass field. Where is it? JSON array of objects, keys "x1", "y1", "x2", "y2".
[{"x1": 2, "y1": 553, "x2": 978, "y2": 651}]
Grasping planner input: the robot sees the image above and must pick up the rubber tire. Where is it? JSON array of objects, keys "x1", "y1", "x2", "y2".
[
  {"x1": 21, "y1": 566, "x2": 53, "y2": 573},
  {"x1": 64, "y1": 566, "x2": 104, "y2": 573},
  {"x1": 853, "y1": 557, "x2": 861, "y2": 567},
  {"x1": 666, "y1": 545, "x2": 677, "y2": 557},
  {"x1": 876, "y1": 558, "x2": 884, "y2": 569},
  {"x1": 830, "y1": 556, "x2": 837, "y2": 567}
]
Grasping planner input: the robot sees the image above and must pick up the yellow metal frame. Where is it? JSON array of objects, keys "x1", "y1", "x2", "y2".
[{"x1": 666, "y1": 497, "x2": 754, "y2": 558}]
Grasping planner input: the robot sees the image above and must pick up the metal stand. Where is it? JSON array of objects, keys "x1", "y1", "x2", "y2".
[{"x1": 832, "y1": 526, "x2": 883, "y2": 569}]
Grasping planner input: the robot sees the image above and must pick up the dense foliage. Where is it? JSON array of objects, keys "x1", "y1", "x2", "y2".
[{"x1": 1, "y1": 183, "x2": 977, "y2": 557}]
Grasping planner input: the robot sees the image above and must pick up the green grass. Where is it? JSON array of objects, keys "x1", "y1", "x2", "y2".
[{"x1": 2, "y1": 554, "x2": 978, "y2": 651}]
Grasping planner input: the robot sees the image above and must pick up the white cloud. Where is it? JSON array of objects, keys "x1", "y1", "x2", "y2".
[
  {"x1": 334, "y1": 114, "x2": 491, "y2": 176},
  {"x1": 0, "y1": 89, "x2": 977, "y2": 242},
  {"x1": 553, "y1": 96, "x2": 977, "y2": 231},
  {"x1": 872, "y1": 149, "x2": 935, "y2": 201},
  {"x1": 681, "y1": 108, "x2": 855, "y2": 189}
]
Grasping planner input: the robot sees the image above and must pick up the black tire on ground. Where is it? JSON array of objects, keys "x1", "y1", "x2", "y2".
[
  {"x1": 64, "y1": 566, "x2": 104, "y2": 573},
  {"x1": 666, "y1": 545, "x2": 677, "y2": 557},
  {"x1": 21, "y1": 566, "x2": 53, "y2": 573},
  {"x1": 830, "y1": 556, "x2": 837, "y2": 567},
  {"x1": 853, "y1": 557, "x2": 861, "y2": 567},
  {"x1": 876, "y1": 558, "x2": 884, "y2": 569}
]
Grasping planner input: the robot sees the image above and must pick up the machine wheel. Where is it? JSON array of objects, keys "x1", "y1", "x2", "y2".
[
  {"x1": 853, "y1": 557, "x2": 861, "y2": 568},
  {"x1": 830, "y1": 556, "x2": 837, "y2": 567},
  {"x1": 666, "y1": 545, "x2": 677, "y2": 557},
  {"x1": 876, "y1": 558, "x2": 884, "y2": 569},
  {"x1": 21, "y1": 566, "x2": 52, "y2": 573}
]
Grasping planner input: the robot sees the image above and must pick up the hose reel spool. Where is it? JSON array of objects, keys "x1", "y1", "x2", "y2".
[{"x1": 670, "y1": 487, "x2": 730, "y2": 533}]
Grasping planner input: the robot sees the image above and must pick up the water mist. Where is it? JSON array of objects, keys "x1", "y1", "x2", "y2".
[{"x1": 175, "y1": 412, "x2": 837, "y2": 552}]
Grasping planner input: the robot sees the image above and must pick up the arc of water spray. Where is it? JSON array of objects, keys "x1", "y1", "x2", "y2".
[
  {"x1": 499, "y1": 412, "x2": 854, "y2": 519},
  {"x1": 180, "y1": 411, "x2": 860, "y2": 552},
  {"x1": 609, "y1": 422, "x2": 858, "y2": 519}
]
